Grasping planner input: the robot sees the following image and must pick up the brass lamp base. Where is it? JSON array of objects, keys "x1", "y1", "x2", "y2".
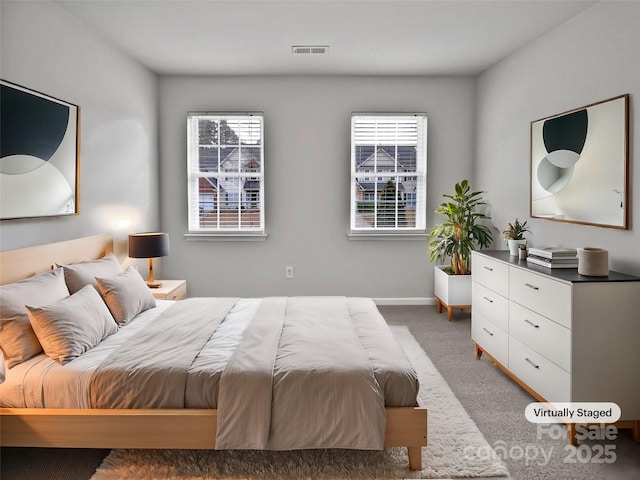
[{"x1": 146, "y1": 258, "x2": 162, "y2": 288}]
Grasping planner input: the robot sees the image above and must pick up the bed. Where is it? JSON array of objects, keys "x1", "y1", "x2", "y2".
[{"x1": 0, "y1": 234, "x2": 428, "y2": 470}]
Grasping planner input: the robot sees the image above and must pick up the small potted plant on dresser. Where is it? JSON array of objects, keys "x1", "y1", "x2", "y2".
[
  {"x1": 502, "y1": 218, "x2": 531, "y2": 256},
  {"x1": 429, "y1": 179, "x2": 493, "y2": 321}
]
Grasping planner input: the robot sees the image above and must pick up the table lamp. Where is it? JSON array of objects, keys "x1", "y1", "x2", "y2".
[{"x1": 128, "y1": 232, "x2": 170, "y2": 288}]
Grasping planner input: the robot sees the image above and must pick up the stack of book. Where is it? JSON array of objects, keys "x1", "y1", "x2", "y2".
[{"x1": 526, "y1": 247, "x2": 578, "y2": 269}]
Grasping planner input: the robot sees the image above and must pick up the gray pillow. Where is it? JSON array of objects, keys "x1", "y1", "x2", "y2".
[
  {"x1": 61, "y1": 253, "x2": 122, "y2": 294},
  {"x1": 26, "y1": 285, "x2": 118, "y2": 365},
  {"x1": 96, "y1": 266, "x2": 156, "y2": 325},
  {"x1": 0, "y1": 268, "x2": 70, "y2": 368}
]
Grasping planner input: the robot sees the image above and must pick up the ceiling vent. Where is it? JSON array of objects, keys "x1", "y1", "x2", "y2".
[{"x1": 292, "y1": 45, "x2": 330, "y2": 55}]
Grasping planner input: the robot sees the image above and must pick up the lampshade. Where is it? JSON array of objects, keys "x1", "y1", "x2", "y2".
[
  {"x1": 128, "y1": 232, "x2": 170, "y2": 288},
  {"x1": 128, "y1": 232, "x2": 170, "y2": 259}
]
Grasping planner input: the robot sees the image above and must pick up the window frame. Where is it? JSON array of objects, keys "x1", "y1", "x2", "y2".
[
  {"x1": 349, "y1": 113, "x2": 428, "y2": 237},
  {"x1": 186, "y1": 112, "x2": 266, "y2": 239}
]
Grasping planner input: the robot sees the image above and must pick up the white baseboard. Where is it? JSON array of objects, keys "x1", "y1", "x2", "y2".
[{"x1": 373, "y1": 297, "x2": 436, "y2": 306}]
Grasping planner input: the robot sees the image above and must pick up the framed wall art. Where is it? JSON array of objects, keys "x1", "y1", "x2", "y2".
[
  {"x1": 530, "y1": 94, "x2": 629, "y2": 229},
  {"x1": 1, "y1": 79, "x2": 80, "y2": 220}
]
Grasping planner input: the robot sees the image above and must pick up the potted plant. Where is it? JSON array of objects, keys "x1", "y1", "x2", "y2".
[
  {"x1": 429, "y1": 180, "x2": 493, "y2": 320},
  {"x1": 502, "y1": 218, "x2": 531, "y2": 256}
]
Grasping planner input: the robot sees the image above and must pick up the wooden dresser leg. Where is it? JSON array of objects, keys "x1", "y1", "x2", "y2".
[
  {"x1": 437, "y1": 299, "x2": 443, "y2": 314},
  {"x1": 474, "y1": 343, "x2": 483, "y2": 359},
  {"x1": 407, "y1": 446, "x2": 422, "y2": 470},
  {"x1": 567, "y1": 423, "x2": 577, "y2": 446},
  {"x1": 447, "y1": 306, "x2": 453, "y2": 321}
]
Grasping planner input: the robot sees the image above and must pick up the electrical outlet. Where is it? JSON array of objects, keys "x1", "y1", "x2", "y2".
[{"x1": 285, "y1": 266, "x2": 294, "y2": 279}]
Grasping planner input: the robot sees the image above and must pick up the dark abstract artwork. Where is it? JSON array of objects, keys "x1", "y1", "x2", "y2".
[
  {"x1": 530, "y1": 94, "x2": 628, "y2": 229},
  {"x1": 1, "y1": 80, "x2": 79, "y2": 220}
]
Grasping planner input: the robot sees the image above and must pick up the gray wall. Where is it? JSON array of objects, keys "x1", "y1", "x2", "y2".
[
  {"x1": 4, "y1": 0, "x2": 637, "y2": 298},
  {"x1": 475, "y1": 1, "x2": 640, "y2": 276},
  {"x1": 0, "y1": 1, "x2": 159, "y2": 260},
  {"x1": 159, "y1": 76, "x2": 476, "y2": 299}
]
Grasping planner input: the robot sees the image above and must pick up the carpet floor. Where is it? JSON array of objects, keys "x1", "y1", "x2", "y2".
[{"x1": 89, "y1": 326, "x2": 508, "y2": 479}]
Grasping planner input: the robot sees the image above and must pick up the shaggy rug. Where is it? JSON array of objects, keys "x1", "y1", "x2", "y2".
[{"x1": 91, "y1": 326, "x2": 509, "y2": 479}]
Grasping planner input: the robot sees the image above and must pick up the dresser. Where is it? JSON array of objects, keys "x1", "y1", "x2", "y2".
[{"x1": 471, "y1": 250, "x2": 640, "y2": 443}]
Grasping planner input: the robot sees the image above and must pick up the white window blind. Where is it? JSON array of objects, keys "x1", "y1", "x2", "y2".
[
  {"x1": 187, "y1": 113, "x2": 264, "y2": 234},
  {"x1": 350, "y1": 114, "x2": 427, "y2": 233}
]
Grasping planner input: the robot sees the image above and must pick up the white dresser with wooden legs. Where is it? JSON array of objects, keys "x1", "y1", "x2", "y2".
[{"x1": 471, "y1": 250, "x2": 640, "y2": 444}]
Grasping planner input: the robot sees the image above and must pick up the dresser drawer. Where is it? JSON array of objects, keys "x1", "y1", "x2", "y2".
[
  {"x1": 472, "y1": 282, "x2": 509, "y2": 331},
  {"x1": 509, "y1": 301, "x2": 571, "y2": 372},
  {"x1": 472, "y1": 253, "x2": 509, "y2": 297},
  {"x1": 472, "y1": 312, "x2": 508, "y2": 367},
  {"x1": 509, "y1": 337, "x2": 570, "y2": 402},
  {"x1": 509, "y1": 267, "x2": 571, "y2": 328}
]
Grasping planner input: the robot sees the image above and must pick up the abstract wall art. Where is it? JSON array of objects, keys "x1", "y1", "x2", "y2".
[
  {"x1": 1, "y1": 80, "x2": 80, "y2": 220},
  {"x1": 531, "y1": 95, "x2": 629, "y2": 229},
  {"x1": 530, "y1": 94, "x2": 629, "y2": 229}
]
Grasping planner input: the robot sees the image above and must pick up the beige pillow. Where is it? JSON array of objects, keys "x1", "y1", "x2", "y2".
[
  {"x1": 27, "y1": 285, "x2": 118, "y2": 365},
  {"x1": 96, "y1": 266, "x2": 156, "y2": 325},
  {"x1": 61, "y1": 253, "x2": 122, "y2": 294},
  {"x1": 0, "y1": 268, "x2": 70, "y2": 368}
]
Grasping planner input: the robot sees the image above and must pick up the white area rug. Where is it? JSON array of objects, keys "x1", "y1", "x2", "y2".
[{"x1": 92, "y1": 326, "x2": 509, "y2": 479}]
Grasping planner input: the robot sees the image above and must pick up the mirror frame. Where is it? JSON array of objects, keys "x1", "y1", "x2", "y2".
[{"x1": 530, "y1": 94, "x2": 629, "y2": 230}]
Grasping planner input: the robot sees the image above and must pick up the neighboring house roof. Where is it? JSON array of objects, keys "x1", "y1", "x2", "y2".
[
  {"x1": 220, "y1": 148, "x2": 260, "y2": 172},
  {"x1": 199, "y1": 177, "x2": 218, "y2": 190},
  {"x1": 199, "y1": 146, "x2": 261, "y2": 172},
  {"x1": 355, "y1": 146, "x2": 417, "y2": 171}
]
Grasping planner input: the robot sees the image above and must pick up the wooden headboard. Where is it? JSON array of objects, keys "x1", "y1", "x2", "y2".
[{"x1": 0, "y1": 234, "x2": 113, "y2": 286}]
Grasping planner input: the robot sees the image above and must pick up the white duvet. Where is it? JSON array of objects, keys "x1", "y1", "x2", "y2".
[{"x1": 0, "y1": 299, "x2": 259, "y2": 408}]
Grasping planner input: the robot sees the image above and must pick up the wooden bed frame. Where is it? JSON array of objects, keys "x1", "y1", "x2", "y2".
[{"x1": 0, "y1": 234, "x2": 428, "y2": 470}]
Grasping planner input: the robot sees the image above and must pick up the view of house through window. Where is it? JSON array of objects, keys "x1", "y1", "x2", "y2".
[
  {"x1": 187, "y1": 113, "x2": 264, "y2": 234},
  {"x1": 350, "y1": 114, "x2": 427, "y2": 233}
]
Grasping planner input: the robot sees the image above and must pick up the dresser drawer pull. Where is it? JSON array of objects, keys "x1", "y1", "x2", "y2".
[
  {"x1": 524, "y1": 319, "x2": 540, "y2": 329},
  {"x1": 483, "y1": 296, "x2": 494, "y2": 303},
  {"x1": 482, "y1": 327, "x2": 494, "y2": 337},
  {"x1": 525, "y1": 357, "x2": 540, "y2": 369},
  {"x1": 524, "y1": 283, "x2": 540, "y2": 291},
  {"x1": 483, "y1": 266, "x2": 494, "y2": 272}
]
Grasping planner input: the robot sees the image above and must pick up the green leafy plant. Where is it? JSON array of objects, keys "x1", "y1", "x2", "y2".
[
  {"x1": 429, "y1": 179, "x2": 493, "y2": 275},
  {"x1": 501, "y1": 218, "x2": 530, "y2": 240}
]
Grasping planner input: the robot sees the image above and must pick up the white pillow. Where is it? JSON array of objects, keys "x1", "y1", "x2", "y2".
[
  {"x1": 27, "y1": 285, "x2": 118, "y2": 365},
  {"x1": 61, "y1": 253, "x2": 123, "y2": 294},
  {"x1": 0, "y1": 268, "x2": 70, "y2": 368},
  {"x1": 96, "y1": 267, "x2": 156, "y2": 325}
]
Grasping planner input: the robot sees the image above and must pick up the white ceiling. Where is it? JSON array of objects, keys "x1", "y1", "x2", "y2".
[{"x1": 56, "y1": 0, "x2": 597, "y2": 76}]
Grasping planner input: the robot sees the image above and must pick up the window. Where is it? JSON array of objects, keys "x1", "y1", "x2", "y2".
[
  {"x1": 187, "y1": 113, "x2": 264, "y2": 235},
  {"x1": 350, "y1": 114, "x2": 427, "y2": 234}
]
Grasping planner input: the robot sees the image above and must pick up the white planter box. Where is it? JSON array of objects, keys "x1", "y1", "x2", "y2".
[{"x1": 434, "y1": 265, "x2": 472, "y2": 307}]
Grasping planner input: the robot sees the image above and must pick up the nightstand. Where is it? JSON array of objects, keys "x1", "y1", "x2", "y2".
[{"x1": 151, "y1": 280, "x2": 187, "y2": 300}]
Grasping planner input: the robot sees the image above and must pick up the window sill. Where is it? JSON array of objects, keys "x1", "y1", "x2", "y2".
[
  {"x1": 347, "y1": 232, "x2": 428, "y2": 241},
  {"x1": 185, "y1": 232, "x2": 268, "y2": 242}
]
